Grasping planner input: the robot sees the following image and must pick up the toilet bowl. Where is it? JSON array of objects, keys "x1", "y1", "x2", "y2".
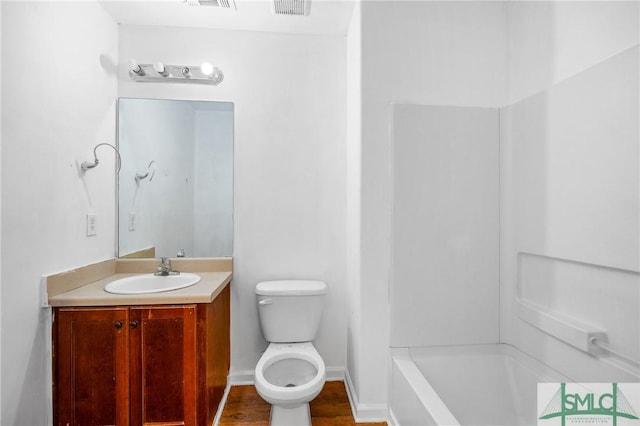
[
  {"x1": 254, "y1": 280, "x2": 328, "y2": 425},
  {"x1": 255, "y1": 342, "x2": 326, "y2": 425}
]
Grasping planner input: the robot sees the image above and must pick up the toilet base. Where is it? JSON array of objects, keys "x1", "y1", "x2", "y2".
[{"x1": 270, "y1": 403, "x2": 311, "y2": 426}]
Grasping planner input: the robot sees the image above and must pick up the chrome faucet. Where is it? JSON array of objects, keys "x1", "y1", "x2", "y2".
[{"x1": 154, "y1": 257, "x2": 180, "y2": 276}]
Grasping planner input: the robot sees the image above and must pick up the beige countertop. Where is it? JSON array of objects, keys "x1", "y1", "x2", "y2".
[
  {"x1": 45, "y1": 258, "x2": 232, "y2": 307},
  {"x1": 49, "y1": 271, "x2": 232, "y2": 307}
]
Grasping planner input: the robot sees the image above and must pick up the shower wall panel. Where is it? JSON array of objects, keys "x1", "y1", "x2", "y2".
[
  {"x1": 390, "y1": 104, "x2": 499, "y2": 348},
  {"x1": 500, "y1": 46, "x2": 639, "y2": 381}
]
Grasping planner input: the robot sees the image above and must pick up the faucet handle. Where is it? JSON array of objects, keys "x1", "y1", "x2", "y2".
[
  {"x1": 156, "y1": 257, "x2": 170, "y2": 272},
  {"x1": 155, "y1": 257, "x2": 178, "y2": 276}
]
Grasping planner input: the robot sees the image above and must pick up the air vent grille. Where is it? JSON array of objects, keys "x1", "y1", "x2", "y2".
[
  {"x1": 272, "y1": 0, "x2": 311, "y2": 16},
  {"x1": 184, "y1": 0, "x2": 236, "y2": 9}
]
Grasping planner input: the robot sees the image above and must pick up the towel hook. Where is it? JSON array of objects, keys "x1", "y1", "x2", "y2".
[
  {"x1": 81, "y1": 143, "x2": 122, "y2": 173},
  {"x1": 135, "y1": 160, "x2": 156, "y2": 183}
]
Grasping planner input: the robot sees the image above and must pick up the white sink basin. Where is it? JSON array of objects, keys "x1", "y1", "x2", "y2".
[{"x1": 104, "y1": 273, "x2": 201, "y2": 295}]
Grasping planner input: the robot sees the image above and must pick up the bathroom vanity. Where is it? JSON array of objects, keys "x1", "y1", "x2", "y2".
[{"x1": 47, "y1": 258, "x2": 232, "y2": 426}]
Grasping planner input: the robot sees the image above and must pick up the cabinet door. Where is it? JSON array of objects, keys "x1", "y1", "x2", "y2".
[
  {"x1": 200, "y1": 284, "x2": 231, "y2": 426},
  {"x1": 130, "y1": 305, "x2": 197, "y2": 426},
  {"x1": 55, "y1": 307, "x2": 130, "y2": 426}
]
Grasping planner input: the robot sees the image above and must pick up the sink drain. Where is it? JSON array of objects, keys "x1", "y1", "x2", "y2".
[{"x1": 285, "y1": 384, "x2": 296, "y2": 388}]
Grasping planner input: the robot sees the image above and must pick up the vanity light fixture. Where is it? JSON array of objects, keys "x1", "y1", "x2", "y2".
[
  {"x1": 201, "y1": 62, "x2": 214, "y2": 76},
  {"x1": 81, "y1": 143, "x2": 122, "y2": 173},
  {"x1": 153, "y1": 62, "x2": 169, "y2": 77},
  {"x1": 128, "y1": 58, "x2": 224, "y2": 85},
  {"x1": 128, "y1": 59, "x2": 145, "y2": 76},
  {"x1": 200, "y1": 62, "x2": 224, "y2": 84}
]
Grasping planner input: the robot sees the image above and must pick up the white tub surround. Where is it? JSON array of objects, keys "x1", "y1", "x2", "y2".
[
  {"x1": 390, "y1": 344, "x2": 574, "y2": 426},
  {"x1": 391, "y1": 104, "x2": 500, "y2": 348}
]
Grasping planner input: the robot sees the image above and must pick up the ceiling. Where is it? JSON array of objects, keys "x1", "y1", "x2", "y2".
[{"x1": 100, "y1": 0, "x2": 355, "y2": 36}]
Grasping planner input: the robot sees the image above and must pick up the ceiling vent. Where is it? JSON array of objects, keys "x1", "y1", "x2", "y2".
[
  {"x1": 184, "y1": 0, "x2": 236, "y2": 9},
  {"x1": 272, "y1": 0, "x2": 311, "y2": 16}
]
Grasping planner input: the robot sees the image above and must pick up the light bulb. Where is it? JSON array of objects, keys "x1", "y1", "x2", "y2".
[
  {"x1": 128, "y1": 58, "x2": 145, "y2": 76},
  {"x1": 153, "y1": 62, "x2": 168, "y2": 77},
  {"x1": 210, "y1": 67, "x2": 224, "y2": 85},
  {"x1": 200, "y1": 62, "x2": 214, "y2": 76}
]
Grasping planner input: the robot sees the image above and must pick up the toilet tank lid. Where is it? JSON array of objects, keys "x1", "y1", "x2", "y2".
[{"x1": 255, "y1": 280, "x2": 327, "y2": 296}]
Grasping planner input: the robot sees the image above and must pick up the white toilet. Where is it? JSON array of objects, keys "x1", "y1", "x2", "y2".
[{"x1": 254, "y1": 280, "x2": 327, "y2": 426}]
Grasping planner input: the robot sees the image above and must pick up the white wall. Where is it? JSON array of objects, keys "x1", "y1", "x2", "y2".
[
  {"x1": 507, "y1": 1, "x2": 639, "y2": 105},
  {"x1": 0, "y1": 3, "x2": 3, "y2": 420},
  {"x1": 501, "y1": 1, "x2": 639, "y2": 381},
  {"x1": 351, "y1": 0, "x2": 507, "y2": 413},
  {"x1": 345, "y1": 0, "x2": 362, "y2": 410},
  {"x1": 118, "y1": 25, "x2": 347, "y2": 377},
  {"x1": 1, "y1": 2, "x2": 118, "y2": 424}
]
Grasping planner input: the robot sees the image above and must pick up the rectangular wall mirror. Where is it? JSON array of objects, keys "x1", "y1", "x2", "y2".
[{"x1": 117, "y1": 98, "x2": 234, "y2": 258}]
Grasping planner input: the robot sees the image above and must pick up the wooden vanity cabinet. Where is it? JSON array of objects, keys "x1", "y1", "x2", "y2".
[
  {"x1": 53, "y1": 283, "x2": 230, "y2": 426},
  {"x1": 54, "y1": 307, "x2": 130, "y2": 425}
]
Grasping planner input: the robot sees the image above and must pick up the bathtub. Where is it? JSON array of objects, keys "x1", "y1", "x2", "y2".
[{"x1": 390, "y1": 344, "x2": 570, "y2": 426}]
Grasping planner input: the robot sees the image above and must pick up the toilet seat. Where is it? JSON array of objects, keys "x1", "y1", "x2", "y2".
[{"x1": 255, "y1": 342, "x2": 326, "y2": 406}]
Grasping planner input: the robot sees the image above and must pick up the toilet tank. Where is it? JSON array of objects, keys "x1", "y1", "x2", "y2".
[{"x1": 256, "y1": 280, "x2": 327, "y2": 343}]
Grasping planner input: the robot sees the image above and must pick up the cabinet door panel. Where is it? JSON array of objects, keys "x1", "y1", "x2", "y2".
[
  {"x1": 130, "y1": 306, "x2": 197, "y2": 426},
  {"x1": 200, "y1": 284, "x2": 231, "y2": 426},
  {"x1": 55, "y1": 308, "x2": 129, "y2": 426}
]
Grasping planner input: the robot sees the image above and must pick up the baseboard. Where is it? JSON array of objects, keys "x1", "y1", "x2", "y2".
[
  {"x1": 326, "y1": 366, "x2": 345, "y2": 381},
  {"x1": 345, "y1": 368, "x2": 389, "y2": 423},
  {"x1": 388, "y1": 407, "x2": 400, "y2": 426},
  {"x1": 228, "y1": 369, "x2": 255, "y2": 385},
  {"x1": 213, "y1": 382, "x2": 232, "y2": 426}
]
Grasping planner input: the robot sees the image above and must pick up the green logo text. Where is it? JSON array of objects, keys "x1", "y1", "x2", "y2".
[{"x1": 540, "y1": 383, "x2": 638, "y2": 426}]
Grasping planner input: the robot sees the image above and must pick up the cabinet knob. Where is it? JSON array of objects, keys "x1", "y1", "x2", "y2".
[
  {"x1": 130, "y1": 320, "x2": 139, "y2": 329},
  {"x1": 114, "y1": 321, "x2": 123, "y2": 329}
]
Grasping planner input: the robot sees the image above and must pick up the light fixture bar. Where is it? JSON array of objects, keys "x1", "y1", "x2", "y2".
[{"x1": 128, "y1": 62, "x2": 224, "y2": 85}]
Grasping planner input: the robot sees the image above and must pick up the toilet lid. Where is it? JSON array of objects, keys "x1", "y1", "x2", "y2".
[{"x1": 256, "y1": 280, "x2": 327, "y2": 296}]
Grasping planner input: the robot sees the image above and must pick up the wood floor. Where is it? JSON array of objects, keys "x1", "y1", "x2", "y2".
[{"x1": 218, "y1": 381, "x2": 387, "y2": 426}]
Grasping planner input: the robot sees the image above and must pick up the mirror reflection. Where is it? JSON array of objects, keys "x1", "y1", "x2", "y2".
[{"x1": 117, "y1": 98, "x2": 233, "y2": 258}]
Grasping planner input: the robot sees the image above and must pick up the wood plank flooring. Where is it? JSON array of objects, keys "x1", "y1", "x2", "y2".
[{"x1": 218, "y1": 381, "x2": 387, "y2": 426}]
